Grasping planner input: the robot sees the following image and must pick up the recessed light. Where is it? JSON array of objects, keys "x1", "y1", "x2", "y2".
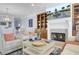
[{"x1": 32, "y1": 4, "x2": 35, "y2": 6}]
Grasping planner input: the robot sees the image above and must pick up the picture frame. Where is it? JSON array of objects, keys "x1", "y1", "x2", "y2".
[{"x1": 28, "y1": 19, "x2": 33, "y2": 27}]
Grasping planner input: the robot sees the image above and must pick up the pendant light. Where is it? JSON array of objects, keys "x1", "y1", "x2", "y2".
[{"x1": 4, "y1": 8, "x2": 10, "y2": 22}]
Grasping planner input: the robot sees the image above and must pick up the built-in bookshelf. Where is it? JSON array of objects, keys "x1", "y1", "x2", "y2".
[
  {"x1": 72, "y1": 4, "x2": 79, "y2": 36},
  {"x1": 37, "y1": 12, "x2": 47, "y2": 39}
]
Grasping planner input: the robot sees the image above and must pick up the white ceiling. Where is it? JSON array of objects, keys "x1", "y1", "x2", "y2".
[{"x1": 0, "y1": 3, "x2": 59, "y2": 17}]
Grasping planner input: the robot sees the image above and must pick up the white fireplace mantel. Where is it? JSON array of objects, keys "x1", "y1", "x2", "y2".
[{"x1": 47, "y1": 17, "x2": 72, "y2": 41}]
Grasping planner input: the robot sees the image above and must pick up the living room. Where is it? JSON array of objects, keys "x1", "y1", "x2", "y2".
[{"x1": 0, "y1": 3, "x2": 79, "y2": 55}]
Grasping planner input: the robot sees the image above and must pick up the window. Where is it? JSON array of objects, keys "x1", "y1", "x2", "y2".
[{"x1": 29, "y1": 19, "x2": 33, "y2": 27}]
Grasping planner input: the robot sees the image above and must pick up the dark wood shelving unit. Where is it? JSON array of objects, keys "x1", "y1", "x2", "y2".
[
  {"x1": 37, "y1": 12, "x2": 47, "y2": 39},
  {"x1": 72, "y1": 4, "x2": 79, "y2": 36}
]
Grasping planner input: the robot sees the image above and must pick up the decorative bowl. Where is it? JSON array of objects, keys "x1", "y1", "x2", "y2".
[{"x1": 32, "y1": 41, "x2": 46, "y2": 47}]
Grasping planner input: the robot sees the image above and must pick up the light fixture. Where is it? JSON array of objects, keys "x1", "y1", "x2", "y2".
[
  {"x1": 31, "y1": 4, "x2": 35, "y2": 6},
  {"x1": 4, "y1": 8, "x2": 10, "y2": 22}
]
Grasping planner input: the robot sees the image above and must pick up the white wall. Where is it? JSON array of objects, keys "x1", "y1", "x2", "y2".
[{"x1": 21, "y1": 14, "x2": 37, "y2": 32}]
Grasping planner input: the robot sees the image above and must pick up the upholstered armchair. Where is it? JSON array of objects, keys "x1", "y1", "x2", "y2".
[{"x1": 0, "y1": 29, "x2": 22, "y2": 55}]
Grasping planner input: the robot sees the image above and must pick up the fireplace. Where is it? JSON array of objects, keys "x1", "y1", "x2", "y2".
[
  {"x1": 51, "y1": 33, "x2": 65, "y2": 42},
  {"x1": 48, "y1": 17, "x2": 72, "y2": 41}
]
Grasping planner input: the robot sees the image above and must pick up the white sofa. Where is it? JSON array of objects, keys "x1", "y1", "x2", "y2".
[{"x1": 0, "y1": 33, "x2": 22, "y2": 55}]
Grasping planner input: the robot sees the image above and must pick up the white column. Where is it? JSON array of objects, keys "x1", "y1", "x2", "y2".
[{"x1": 47, "y1": 21, "x2": 51, "y2": 40}]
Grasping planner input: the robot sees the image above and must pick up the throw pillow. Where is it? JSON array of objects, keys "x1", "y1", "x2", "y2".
[{"x1": 4, "y1": 33, "x2": 14, "y2": 41}]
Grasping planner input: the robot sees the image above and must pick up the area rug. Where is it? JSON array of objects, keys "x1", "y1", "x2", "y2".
[{"x1": 6, "y1": 49, "x2": 23, "y2": 55}]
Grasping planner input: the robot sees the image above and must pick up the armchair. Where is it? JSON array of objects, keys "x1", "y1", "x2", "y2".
[{"x1": 0, "y1": 31, "x2": 22, "y2": 55}]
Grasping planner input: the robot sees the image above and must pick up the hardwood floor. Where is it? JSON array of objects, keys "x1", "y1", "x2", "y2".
[{"x1": 65, "y1": 40, "x2": 79, "y2": 45}]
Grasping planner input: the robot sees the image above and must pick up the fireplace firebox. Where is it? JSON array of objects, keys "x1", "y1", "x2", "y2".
[{"x1": 51, "y1": 33, "x2": 65, "y2": 42}]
